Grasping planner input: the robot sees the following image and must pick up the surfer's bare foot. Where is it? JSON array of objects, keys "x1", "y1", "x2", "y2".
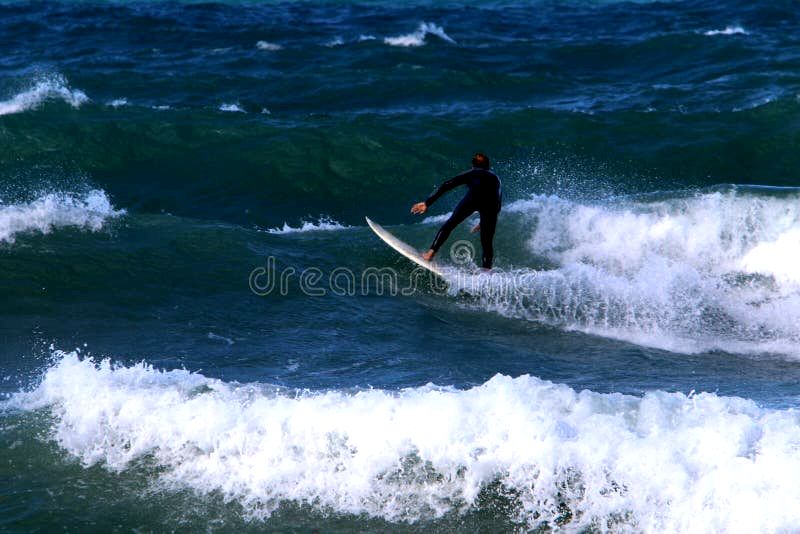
[{"x1": 422, "y1": 249, "x2": 435, "y2": 261}]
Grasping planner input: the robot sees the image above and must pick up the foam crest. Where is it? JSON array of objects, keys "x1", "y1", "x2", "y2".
[
  {"x1": 256, "y1": 41, "x2": 282, "y2": 51},
  {"x1": 0, "y1": 74, "x2": 88, "y2": 116},
  {"x1": 0, "y1": 190, "x2": 124, "y2": 244},
  {"x1": 266, "y1": 216, "x2": 350, "y2": 234},
  {"x1": 219, "y1": 102, "x2": 245, "y2": 113},
  {"x1": 452, "y1": 190, "x2": 800, "y2": 356},
  {"x1": 326, "y1": 37, "x2": 344, "y2": 47},
  {"x1": 704, "y1": 26, "x2": 748, "y2": 36},
  {"x1": 7, "y1": 352, "x2": 800, "y2": 531},
  {"x1": 384, "y1": 22, "x2": 456, "y2": 47}
]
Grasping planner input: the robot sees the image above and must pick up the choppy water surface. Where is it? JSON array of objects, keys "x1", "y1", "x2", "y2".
[{"x1": 3, "y1": 0, "x2": 800, "y2": 531}]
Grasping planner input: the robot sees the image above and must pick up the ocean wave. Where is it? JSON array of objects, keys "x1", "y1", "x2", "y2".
[
  {"x1": 732, "y1": 90, "x2": 779, "y2": 112},
  {"x1": 0, "y1": 190, "x2": 124, "y2": 245},
  {"x1": 219, "y1": 102, "x2": 245, "y2": 113},
  {"x1": 6, "y1": 351, "x2": 800, "y2": 531},
  {"x1": 384, "y1": 22, "x2": 456, "y2": 47},
  {"x1": 448, "y1": 190, "x2": 800, "y2": 356},
  {"x1": 0, "y1": 74, "x2": 88, "y2": 116},
  {"x1": 703, "y1": 25, "x2": 748, "y2": 36},
  {"x1": 266, "y1": 216, "x2": 351, "y2": 234},
  {"x1": 256, "y1": 41, "x2": 282, "y2": 51},
  {"x1": 325, "y1": 36, "x2": 345, "y2": 47}
]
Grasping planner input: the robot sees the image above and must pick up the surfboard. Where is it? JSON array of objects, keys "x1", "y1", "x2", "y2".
[{"x1": 365, "y1": 216, "x2": 445, "y2": 276}]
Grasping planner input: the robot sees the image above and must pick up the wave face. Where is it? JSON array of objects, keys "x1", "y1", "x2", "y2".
[
  {"x1": 449, "y1": 189, "x2": 800, "y2": 356},
  {"x1": 1, "y1": 1, "x2": 799, "y2": 231},
  {"x1": 0, "y1": 190, "x2": 123, "y2": 245},
  {"x1": 7, "y1": 351, "x2": 800, "y2": 531}
]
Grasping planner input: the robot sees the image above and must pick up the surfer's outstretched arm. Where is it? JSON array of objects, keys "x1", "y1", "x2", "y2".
[
  {"x1": 424, "y1": 171, "x2": 470, "y2": 207},
  {"x1": 411, "y1": 172, "x2": 470, "y2": 214}
]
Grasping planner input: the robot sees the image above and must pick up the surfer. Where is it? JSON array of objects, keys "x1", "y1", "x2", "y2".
[{"x1": 411, "y1": 153, "x2": 502, "y2": 269}]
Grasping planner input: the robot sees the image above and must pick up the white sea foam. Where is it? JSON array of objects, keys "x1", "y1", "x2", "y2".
[
  {"x1": 0, "y1": 74, "x2": 88, "y2": 116},
  {"x1": 108, "y1": 98, "x2": 128, "y2": 108},
  {"x1": 326, "y1": 36, "x2": 344, "y2": 47},
  {"x1": 384, "y1": 22, "x2": 456, "y2": 47},
  {"x1": 219, "y1": 102, "x2": 245, "y2": 113},
  {"x1": 448, "y1": 190, "x2": 800, "y2": 356},
  {"x1": 0, "y1": 190, "x2": 124, "y2": 245},
  {"x1": 703, "y1": 26, "x2": 748, "y2": 36},
  {"x1": 358, "y1": 34, "x2": 377, "y2": 42},
  {"x1": 266, "y1": 216, "x2": 350, "y2": 234},
  {"x1": 421, "y1": 212, "x2": 479, "y2": 225},
  {"x1": 7, "y1": 351, "x2": 800, "y2": 532},
  {"x1": 256, "y1": 41, "x2": 283, "y2": 51},
  {"x1": 739, "y1": 226, "x2": 800, "y2": 284}
]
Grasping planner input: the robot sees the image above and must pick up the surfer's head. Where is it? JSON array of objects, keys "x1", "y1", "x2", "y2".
[{"x1": 472, "y1": 153, "x2": 490, "y2": 169}]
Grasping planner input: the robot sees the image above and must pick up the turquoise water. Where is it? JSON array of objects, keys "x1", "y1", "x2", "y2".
[{"x1": 3, "y1": 0, "x2": 800, "y2": 530}]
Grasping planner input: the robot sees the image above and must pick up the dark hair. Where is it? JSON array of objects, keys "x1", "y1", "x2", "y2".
[{"x1": 472, "y1": 153, "x2": 490, "y2": 169}]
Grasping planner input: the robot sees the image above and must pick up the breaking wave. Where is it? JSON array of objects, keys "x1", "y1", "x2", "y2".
[
  {"x1": 384, "y1": 22, "x2": 456, "y2": 47},
  {"x1": 0, "y1": 190, "x2": 124, "y2": 245},
  {"x1": 448, "y1": 188, "x2": 800, "y2": 356},
  {"x1": 0, "y1": 74, "x2": 88, "y2": 116},
  {"x1": 5, "y1": 351, "x2": 800, "y2": 531}
]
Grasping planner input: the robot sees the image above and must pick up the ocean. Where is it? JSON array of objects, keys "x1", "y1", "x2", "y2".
[{"x1": 2, "y1": 0, "x2": 800, "y2": 531}]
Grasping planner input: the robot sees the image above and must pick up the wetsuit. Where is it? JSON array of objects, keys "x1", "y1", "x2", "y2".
[{"x1": 425, "y1": 167, "x2": 502, "y2": 269}]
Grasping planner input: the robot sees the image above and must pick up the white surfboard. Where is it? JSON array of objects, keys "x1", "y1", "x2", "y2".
[{"x1": 365, "y1": 216, "x2": 445, "y2": 277}]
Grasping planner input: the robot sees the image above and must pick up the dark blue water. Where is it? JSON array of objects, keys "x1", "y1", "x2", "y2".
[{"x1": 2, "y1": 1, "x2": 800, "y2": 531}]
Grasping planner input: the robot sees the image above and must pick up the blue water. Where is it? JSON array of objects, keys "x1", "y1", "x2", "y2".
[{"x1": 2, "y1": 0, "x2": 800, "y2": 531}]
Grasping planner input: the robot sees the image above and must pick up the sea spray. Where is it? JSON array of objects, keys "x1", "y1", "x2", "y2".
[
  {"x1": 451, "y1": 190, "x2": 800, "y2": 356},
  {"x1": 0, "y1": 74, "x2": 88, "y2": 116},
  {"x1": 0, "y1": 190, "x2": 124, "y2": 244}
]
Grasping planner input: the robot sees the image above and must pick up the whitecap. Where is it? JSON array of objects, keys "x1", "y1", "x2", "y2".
[
  {"x1": 0, "y1": 74, "x2": 88, "y2": 116},
  {"x1": 266, "y1": 216, "x2": 350, "y2": 234},
  {"x1": 326, "y1": 36, "x2": 345, "y2": 47},
  {"x1": 0, "y1": 190, "x2": 125, "y2": 245},
  {"x1": 703, "y1": 25, "x2": 748, "y2": 36},
  {"x1": 219, "y1": 102, "x2": 245, "y2": 113},
  {"x1": 384, "y1": 22, "x2": 456, "y2": 47},
  {"x1": 256, "y1": 41, "x2": 283, "y2": 51}
]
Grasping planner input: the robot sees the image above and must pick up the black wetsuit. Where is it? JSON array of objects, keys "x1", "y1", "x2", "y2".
[{"x1": 425, "y1": 167, "x2": 502, "y2": 269}]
